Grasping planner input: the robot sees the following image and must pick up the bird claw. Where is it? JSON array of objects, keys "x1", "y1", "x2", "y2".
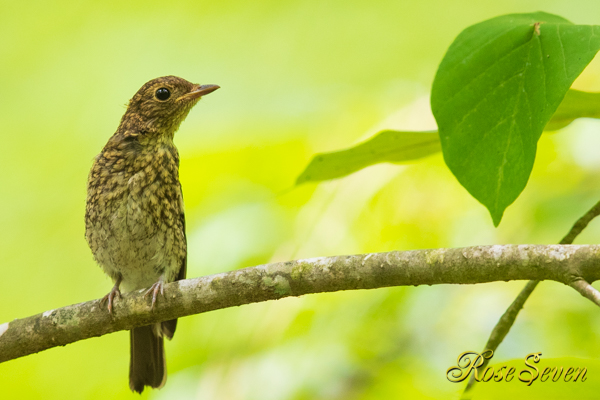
[
  {"x1": 101, "y1": 285, "x2": 122, "y2": 314},
  {"x1": 144, "y1": 281, "x2": 165, "y2": 310}
]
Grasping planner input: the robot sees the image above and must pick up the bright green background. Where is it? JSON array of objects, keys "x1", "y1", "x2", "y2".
[{"x1": 1, "y1": 1, "x2": 600, "y2": 399}]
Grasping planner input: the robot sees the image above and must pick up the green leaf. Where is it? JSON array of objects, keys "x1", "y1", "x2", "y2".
[
  {"x1": 545, "y1": 89, "x2": 600, "y2": 131},
  {"x1": 431, "y1": 12, "x2": 600, "y2": 226},
  {"x1": 295, "y1": 89, "x2": 600, "y2": 185},
  {"x1": 295, "y1": 130, "x2": 440, "y2": 185}
]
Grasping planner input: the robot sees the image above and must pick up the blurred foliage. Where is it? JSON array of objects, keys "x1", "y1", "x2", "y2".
[
  {"x1": 1, "y1": 1, "x2": 600, "y2": 399},
  {"x1": 545, "y1": 89, "x2": 600, "y2": 131}
]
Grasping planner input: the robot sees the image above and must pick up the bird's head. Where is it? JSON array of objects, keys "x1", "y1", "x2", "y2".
[{"x1": 119, "y1": 76, "x2": 219, "y2": 139}]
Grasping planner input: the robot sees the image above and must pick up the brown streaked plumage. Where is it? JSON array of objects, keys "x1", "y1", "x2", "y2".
[{"x1": 85, "y1": 76, "x2": 219, "y2": 393}]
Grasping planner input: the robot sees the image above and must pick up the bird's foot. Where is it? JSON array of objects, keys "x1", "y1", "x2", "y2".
[
  {"x1": 144, "y1": 280, "x2": 165, "y2": 311},
  {"x1": 100, "y1": 284, "x2": 122, "y2": 314}
]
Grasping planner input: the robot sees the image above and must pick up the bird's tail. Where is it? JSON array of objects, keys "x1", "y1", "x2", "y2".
[{"x1": 129, "y1": 324, "x2": 166, "y2": 393}]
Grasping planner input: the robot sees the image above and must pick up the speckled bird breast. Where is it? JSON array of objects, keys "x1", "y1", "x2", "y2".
[{"x1": 85, "y1": 138, "x2": 186, "y2": 292}]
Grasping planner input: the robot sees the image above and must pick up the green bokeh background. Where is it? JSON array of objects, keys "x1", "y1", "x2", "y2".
[{"x1": 2, "y1": 1, "x2": 600, "y2": 399}]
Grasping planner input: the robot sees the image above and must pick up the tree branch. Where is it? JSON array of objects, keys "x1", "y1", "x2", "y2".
[{"x1": 2, "y1": 244, "x2": 600, "y2": 364}]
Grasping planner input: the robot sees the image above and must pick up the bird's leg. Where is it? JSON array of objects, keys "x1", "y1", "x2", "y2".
[
  {"x1": 144, "y1": 274, "x2": 165, "y2": 311},
  {"x1": 100, "y1": 274, "x2": 122, "y2": 314}
]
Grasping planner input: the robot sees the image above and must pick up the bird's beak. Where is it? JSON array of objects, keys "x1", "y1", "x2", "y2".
[{"x1": 179, "y1": 84, "x2": 220, "y2": 101}]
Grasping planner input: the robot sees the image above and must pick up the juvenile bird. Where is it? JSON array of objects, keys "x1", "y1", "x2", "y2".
[{"x1": 85, "y1": 76, "x2": 219, "y2": 393}]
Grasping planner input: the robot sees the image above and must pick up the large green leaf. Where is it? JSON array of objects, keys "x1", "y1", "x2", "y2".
[
  {"x1": 431, "y1": 12, "x2": 600, "y2": 226},
  {"x1": 295, "y1": 90, "x2": 600, "y2": 186}
]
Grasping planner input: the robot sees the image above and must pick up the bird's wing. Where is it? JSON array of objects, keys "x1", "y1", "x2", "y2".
[
  {"x1": 177, "y1": 185, "x2": 187, "y2": 282},
  {"x1": 161, "y1": 185, "x2": 187, "y2": 340}
]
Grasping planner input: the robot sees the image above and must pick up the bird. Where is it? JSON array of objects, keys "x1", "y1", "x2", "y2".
[{"x1": 85, "y1": 76, "x2": 219, "y2": 393}]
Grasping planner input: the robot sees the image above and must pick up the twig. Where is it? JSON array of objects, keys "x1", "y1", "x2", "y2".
[
  {"x1": 463, "y1": 199, "x2": 600, "y2": 395},
  {"x1": 559, "y1": 200, "x2": 600, "y2": 245},
  {"x1": 570, "y1": 279, "x2": 600, "y2": 307},
  {"x1": 463, "y1": 280, "x2": 539, "y2": 393}
]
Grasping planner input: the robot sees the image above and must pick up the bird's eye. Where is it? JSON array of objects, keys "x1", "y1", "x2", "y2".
[{"x1": 155, "y1": 87, "x2": 171, "y2": 101}]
